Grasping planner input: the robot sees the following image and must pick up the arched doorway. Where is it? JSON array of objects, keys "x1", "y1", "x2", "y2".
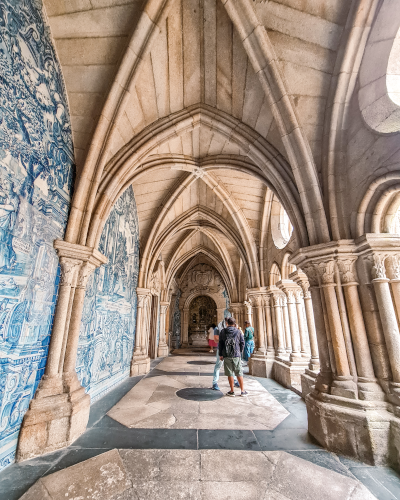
[{"x1": 188, "y1": 295, "x2": 217, "y2": 347}]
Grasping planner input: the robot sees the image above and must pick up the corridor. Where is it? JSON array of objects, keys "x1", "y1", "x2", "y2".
[{"x1": 1, "y1": 355, "x2": 400, "y2": 500}]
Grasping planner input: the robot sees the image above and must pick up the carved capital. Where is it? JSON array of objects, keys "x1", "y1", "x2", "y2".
[
  {"x1": 59, "y1": 257, "x2": 81, "y2": 286},
  {"x1": 337, "y1": 257, "x2": 358, "y2": 284},
  {"x1": 388, "y1": 255, "x2": 400, "y2": 280},
  {"x1": 76, "y1": 262, "x2": 96, "y2": 289},
  {"x1": 371, "y1": 254, "x2": 388, "y2": 280},
  {"x1": 294, "y1": 289, "x2": 303, "y2": 303},
  {"x1": 286, "y1": 290, "x2": 295, "y2": 304},
  {"x1": 301, "y1": 264, "x2": 319, "y2": 287},
  {"x1": 262, "y1": 295, "x2": 271, "y2": 307},
  {"x1": 316, "y1": 260, "x2": 336, "y2": 285},
  {"x1": 272, "y1": 294, "x2": 283, "y2": 307},
  {"x1": 249, "y1": 295, "x2": 262, "y2": 308},
  {"x1": 244, "y1": 300, "x2": 252, "y2": 312}
]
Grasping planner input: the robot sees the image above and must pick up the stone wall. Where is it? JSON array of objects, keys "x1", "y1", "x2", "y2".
[
  {"x1": 0, "y1": 0, "x2": 74, "y2": 470},
  {"x1": 76, "y1": 187, "x2": 139, "y2": 401}
]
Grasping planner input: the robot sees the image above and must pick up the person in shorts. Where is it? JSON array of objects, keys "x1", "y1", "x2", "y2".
[{"x1": 218, "y1": 316, "x2": 247, "y2": 397}]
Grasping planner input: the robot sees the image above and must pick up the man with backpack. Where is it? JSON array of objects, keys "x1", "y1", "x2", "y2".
[
  {"x1": 218, "y1": 316, "x2": 247, "y2": 397},
  {"x1": 211, "y1": 314, "x2": 240, "y2": 391}
]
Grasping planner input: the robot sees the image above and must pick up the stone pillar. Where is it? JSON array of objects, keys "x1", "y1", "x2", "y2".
[
  {"x1": 273, "y1": 294, "x2": 286, "y2": 357},
  {"x1": 337, "y1": 257, "x2": 384, "y2": 400},
  {"x1": 244, "y1": 300, "x2": 252, "y2": 325},
  {"x1": 131, "y1": 288, "x2": 151, "y2": 375},
  {"x1": 295, "y1": 290, "x2": 310, "y2": 358},
  {"x1": 181, "y1": 308, "x2": 189, "y2": 348},
  {"x1": 252, "y1": 295, "x2": 267, "y2": 354},
  {"x1": 317, "y1": 259, "x2": 357, "y2": 399},
  {"x1": 17, "y1": 241, "x2": 107, "y2": 462},
  {"x1": 302, "y1": 264, "x2": 332, "y2": 393},
  {"x1": 157, "y1": 302, "x2": 169, "y2": 357},
  {"x1": 285, "y1": 291, "x2": 302, "y2": 362},
  {"x1": 263, "y1": 295, "x2": 275, "y2": 356},
  {"x1": 371, "y1": 254, "x2": 400, "y2": 400},
  {"x1": 388, "y1": 255, "x2": 400, "y2": 333},
  {"x1": 281, "y1": 296, "x2": 292, "y2": 355},
  {"x1": 302, "y1": 291, "x2": 319, "y2": 371}
]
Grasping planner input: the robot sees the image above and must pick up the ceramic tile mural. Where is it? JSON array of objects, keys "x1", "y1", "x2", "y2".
[
  {"x1": 76, "y1": 186, "x2": 139, "y2": 402},
  {"x1": 0, "y1": 0, "x2": 75, "y2": 470}
]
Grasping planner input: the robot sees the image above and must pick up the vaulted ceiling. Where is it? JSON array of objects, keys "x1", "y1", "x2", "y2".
[{"x1": 43, "y1": 0, "x2": 355, "y2": 299}]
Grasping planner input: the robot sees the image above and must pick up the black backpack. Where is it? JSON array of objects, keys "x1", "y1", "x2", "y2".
[{"x1": 224, "y1": 329, "x2": 236, "y2": 358}]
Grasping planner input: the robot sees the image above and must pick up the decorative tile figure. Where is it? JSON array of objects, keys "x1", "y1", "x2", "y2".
[
  {"x1": 76, "y1": 187, "x2": 140, "y2": 401},
  {"x1": 0, "y1": 0, "x2": 75, "y2": 470}
]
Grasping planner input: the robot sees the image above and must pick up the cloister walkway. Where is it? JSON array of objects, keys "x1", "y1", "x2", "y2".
[{"x1": 1, "y1": 355, "x2": 400, "y2": 499}]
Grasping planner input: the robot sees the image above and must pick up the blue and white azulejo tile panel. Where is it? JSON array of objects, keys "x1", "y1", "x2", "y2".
[
  {"x1": 0, "y1": 0, "x2": 75, "y2": 470},
  {"x1": 76, "y1": 186, "x2": 140, "y2": 402}
]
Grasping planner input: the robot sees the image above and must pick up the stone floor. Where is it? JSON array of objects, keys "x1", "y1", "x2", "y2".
[{"x1": 0, "y1": 354, "x2": 400, "y2": 499}]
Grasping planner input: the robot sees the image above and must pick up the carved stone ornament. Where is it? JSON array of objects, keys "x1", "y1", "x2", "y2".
[
  {"x1": 273, "y1": 294, "x2": 283, "y2": 307},
  {"x1": 137, "y1": 294, "x2": 147, "y2": 308},
  {"x1": 294, "y1": 289, "x2": 304, "y2": 302},
  {"x1": 262, "y1": 295, "x2": 271, "y2": 307},
  {"x1": 337, "y1": 257, "x2": 358, "y2": 284},
  {"x1": 192, "y1": 270, "x2": 212, "y2": 286},
  {"x1": 244, "y1": 300, "x2": 252, "y2": 312},
  {"x1": 150, "y1": 271, "x2": 160, "y2": 293},
  {"x1": 286, "y1": 290, "x2": 295, "y2": 304},
  {"x1": 317, "y1": 260, "x2": 336, "y2": 285},
  {"x1": 371, "y1": 254, "x2": 388, "y2": 280},
  {"x1": 77, "y1": 262, "x2": 97, "y2": 289},
  {"x1": 192, "y1": 167, "x2": 205, "y2": 179},
  {"x1": 389, "y1": 255, "x2": 400, "y2": 280},
  {"x1": 301, "y1": 264, "x2": 319, "y2": 287},
  {"x1": 249, "y1": 295, "x2": 262, "y2": 307},
  {"x1": 59, "y1": 258, "x2": 81, "y2": 286}
]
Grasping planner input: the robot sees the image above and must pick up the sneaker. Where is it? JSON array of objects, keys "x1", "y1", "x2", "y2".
[
  {"x1": 226, "y1": 391, "x2": 235, "y2": 397},
  {"x1": 234, "y1": 381, "x2": 240, "y2": 388},
  {"x1": 240, "y1": 391, "x2": 248, "y2": 397},
  {"x1": 212, "y1": 384, "x2": 221, "y2": 391}
]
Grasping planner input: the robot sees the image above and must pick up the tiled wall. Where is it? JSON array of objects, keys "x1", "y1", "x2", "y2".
[
  {"x1": 0, "y1": 1, "x2": 75, "y2": 470},
  {"x1": 76, "y1": 186, "x2": 139, "y2": 402}
]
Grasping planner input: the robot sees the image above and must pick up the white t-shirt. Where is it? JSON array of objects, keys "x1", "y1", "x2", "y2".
[{"x1": 208, "y1": 327, "x2": 214, "y2": 340}]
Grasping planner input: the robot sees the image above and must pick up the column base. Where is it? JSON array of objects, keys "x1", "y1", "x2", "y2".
[
  {"x1": 272, "y1": 359, "x2": 308, "y2": 395},
  {"x1": 130, "y1": 354, "x2": 150, "y2": 376},
  {"x1": 301, "y1": 369, "x2": 318, "y2": 399},
  {"x1": 248, "y1": 354, "x2": 274, "y2": 378},
  {"x1": 16, "y1": 374, "x2": 90, "y2": 462},
  {"x1": 306, "y1": 391, "x2": 398, "y2": 466},
  {"x1": 157, "y1": 343, "x2": 169, "y2": 357}
]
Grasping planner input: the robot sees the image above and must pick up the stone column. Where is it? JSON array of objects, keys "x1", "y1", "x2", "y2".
[
  {"x1": 17, "y1": 241, "x2": 107, "y2": 462},
  {"x1": 295, "y1": 290, "x2": 310, "y2": 358},
  {"x1": 273, "y1": 294, "x2": 286, "y2": 357},
  {"x1": 157, "y1": 302, "x2": 169, "y2": 357},
  {"x1": 371, "y1": 254, "x2": 400, "y2": 399},
  {"x1": 46, "y1": 257, "x2": 81, "y2": 380},
  {"x1": 281, "y1": 296, "x2": 292, "y2": 355},
  {"x1": 388, "y1": 255, "x2": 400, "y2": 329},
  {"x1": 63, "y1": 261, "x2": 98, "y2": 391},
  {"x1": 244, "y1": 300, "x2": 252, "y2": 325},
  {"x1": 302, "y1": 264, "x2": 333, "y2": 392},
  {"x1": 263, "y1": 295, "x2": 275, "y2": 356},
  {"x1": 286, "y1": 291, "x2": 302, "y2": 362},
  {"x1": 303, "y1": 293, "x2": 319, "y2": 371},
  {"x1": 181, "y1": 308, "x2": 189, "y2": 348},
  {"x1": 337, "y1": 257, "x2": 384, "y2": 400},
  {"x1": 252, "y1": 295, "x2": 267, "y2": 354},
  {"x1": 317, "y1": 260, "x2": 357, "y2": 399},
  {"x1": 131, "y1": 288, "x2": 151, "y2": 375}
]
